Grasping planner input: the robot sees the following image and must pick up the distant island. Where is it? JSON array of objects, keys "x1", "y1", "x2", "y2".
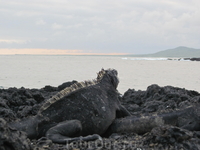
[{"x1": 131, "y1": 46, "x2": 200, "y2": 58}]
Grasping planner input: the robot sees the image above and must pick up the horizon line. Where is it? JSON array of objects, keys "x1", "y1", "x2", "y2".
[{"x1": 0, "y1": 48, "x2": 130, "y2": 56}]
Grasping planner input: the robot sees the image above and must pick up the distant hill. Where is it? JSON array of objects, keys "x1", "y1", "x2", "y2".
[{"x1": 131, "y1": 46, "x2": 200, "y2": 57}]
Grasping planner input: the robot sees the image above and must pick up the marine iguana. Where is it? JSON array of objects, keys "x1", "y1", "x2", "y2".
[
  {"x1": 8, "y1": 68, "x2": 200, "y2": 144},
  {"x1": 9, "y1": 68, "x2": 130, "y2": 143}
]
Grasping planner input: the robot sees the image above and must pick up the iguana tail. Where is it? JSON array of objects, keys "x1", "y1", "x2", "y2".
[{"x1": 106, "y1": 105, "x2": 200, "y2": 136}]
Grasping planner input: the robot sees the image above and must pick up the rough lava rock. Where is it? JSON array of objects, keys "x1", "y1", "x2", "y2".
[
  {"x1": 144, "y1": 125, "x2": 200, "y2": 150},
  {"x1": 0, "y1": 118, "x2": 32, "y2": 150},
  {"x1": 1, "y1": 83, "x2": 200, "y2": 149},
  {"x1": 184, "y1": 57, "x2": 200, "y2": 61},
  {"x1": 121, "y1": 84, "x2": 200, "y2": 115}
]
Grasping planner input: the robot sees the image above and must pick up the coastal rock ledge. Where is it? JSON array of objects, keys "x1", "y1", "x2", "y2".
[
  {"x1": 1, "y1": 82, "x2": 200, "y2": 150},
  {"x1": 184, "y1": 57, "x2": 200, "y2": 61}
]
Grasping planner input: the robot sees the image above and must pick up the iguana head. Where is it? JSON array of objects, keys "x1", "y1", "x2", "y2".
[{"x1": 97, "y1": 68, "x2": 119, "y2": 89}]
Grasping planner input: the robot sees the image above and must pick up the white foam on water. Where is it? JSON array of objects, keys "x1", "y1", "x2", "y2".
[
  {"x1": 130, "y1": 57, "x2": 168, "y2": 61},
  {"x1": 121, "y1": 57, "x2": 191, "y2": 61}
]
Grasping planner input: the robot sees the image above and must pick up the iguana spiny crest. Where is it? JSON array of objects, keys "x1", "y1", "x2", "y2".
[{"x1": 39, "y1": 68, "x2": 118, "y2": 113}]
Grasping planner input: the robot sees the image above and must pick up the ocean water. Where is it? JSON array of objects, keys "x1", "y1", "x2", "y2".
[{"x1": 0, "y1": 55, "x2": 199, "y2": 94}]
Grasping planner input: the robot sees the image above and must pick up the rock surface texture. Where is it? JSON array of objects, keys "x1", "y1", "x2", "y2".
[
  {"x1": 1, "y1": 82, "x2": 200, "y2": 149},
  {"x1": 184, "y1": 57, "x2": 200, "y2": 61}
]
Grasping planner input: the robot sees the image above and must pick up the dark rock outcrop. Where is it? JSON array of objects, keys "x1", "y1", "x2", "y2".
[
  {"x1": 184, "y1": 57, "x2": 200, "y2": 61},
  {"x1": 121, "y1": 84, "x2": 200, "y2": 115},
  {"x1": 1, "y1": 83, "x2": 200, "y2": 149},
  {"x1": 0, "y1": 118, "x2": 32, "y2": 150},
  {"x1": 190, "y1": 58, "x2": 200, "y2": 61}
]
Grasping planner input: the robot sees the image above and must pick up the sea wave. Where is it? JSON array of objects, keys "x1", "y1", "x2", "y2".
[
  {"x1": 121, "y1": 57, "x2": 190, "y2": 61},
  {"x1": 122, "y1": 57, "x2": 168, "y2": 61}
]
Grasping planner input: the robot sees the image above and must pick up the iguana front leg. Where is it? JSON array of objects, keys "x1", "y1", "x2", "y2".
[
  {"x1": 46, "y1": 120, "x2": 102, "y2": 144},
  {"x1": 116, "y1": 105, "x2": 131, "y2": 118},
  {"x1": 102, "y1": 105, "x2": 130, "y2": 137}
]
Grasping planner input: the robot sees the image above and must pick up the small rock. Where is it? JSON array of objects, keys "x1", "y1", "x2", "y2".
[{"x1": 0, "y1": 118, "x2": 32, "y2": 150}]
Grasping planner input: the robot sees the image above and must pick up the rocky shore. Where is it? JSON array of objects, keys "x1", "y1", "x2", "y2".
[
  {"x1": 167, "y1": 57, "x2": 200, "y2": 61},
  {"x1": 1, "y1": 82, "x2": 200, "y2": 150},
  {"x1": 184, "y1": 57, "x2": 200, "y2": 61}
]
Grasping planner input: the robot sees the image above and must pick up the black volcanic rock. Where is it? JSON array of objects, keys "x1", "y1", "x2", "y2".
[
  {"x1": 0, "y1": 83, "x2": 200, "y2": 149},
  {"x1": 184, "y1": 57, "x2": 200, "y2": 61},
  {"x1": 144, "y1": 125, "x2": 200, "y2": 149},
  {"x1": 121, "y1": 84, "x2": 200, "y2": 115},
  {"x1": 0, "y1": 118, "x2": 32, "y2": 150},
  {"x1": 190, "y1": 58, "x2": 200, "y2": 61}
]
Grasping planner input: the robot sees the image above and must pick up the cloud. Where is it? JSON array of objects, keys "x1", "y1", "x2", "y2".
[
  {"x1": 1, "y1": 0, "x2": 200, "y2": 54},
  {"x1": 0, "y1": 49, "x2": 83, "y2": 55},
  {"x1": 0, "y1": 39, "x2": 27, "y2": 44},
  {"x1": 36, "y1": 19, "x2": 46, "y2": 25},
  {"x1": 0, "y1": 48, "x2": 128, "y2": 55},
  {"x1": 51, "y1": 23, "x2": 63, "y2": 30}
]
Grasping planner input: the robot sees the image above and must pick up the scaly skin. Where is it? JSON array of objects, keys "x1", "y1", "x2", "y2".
[
  {"x1": 9, "y1": 68, "x2": 200, "y2": 144},
  {"x1": 9, "y1": 69, "x2": 130, "y2": 143},
  {"x1": 105, "y1": 105, "x2": 200, "y2": 136}
]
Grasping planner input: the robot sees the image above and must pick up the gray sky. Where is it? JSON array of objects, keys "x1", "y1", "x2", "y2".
[{"x1": 0, "y1": 0, "x2": 200, "y2": 54}]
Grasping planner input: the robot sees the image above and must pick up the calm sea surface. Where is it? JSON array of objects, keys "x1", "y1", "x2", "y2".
[{"x1": 0, "y1": 55, "x2": 199, "y2": 94}]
